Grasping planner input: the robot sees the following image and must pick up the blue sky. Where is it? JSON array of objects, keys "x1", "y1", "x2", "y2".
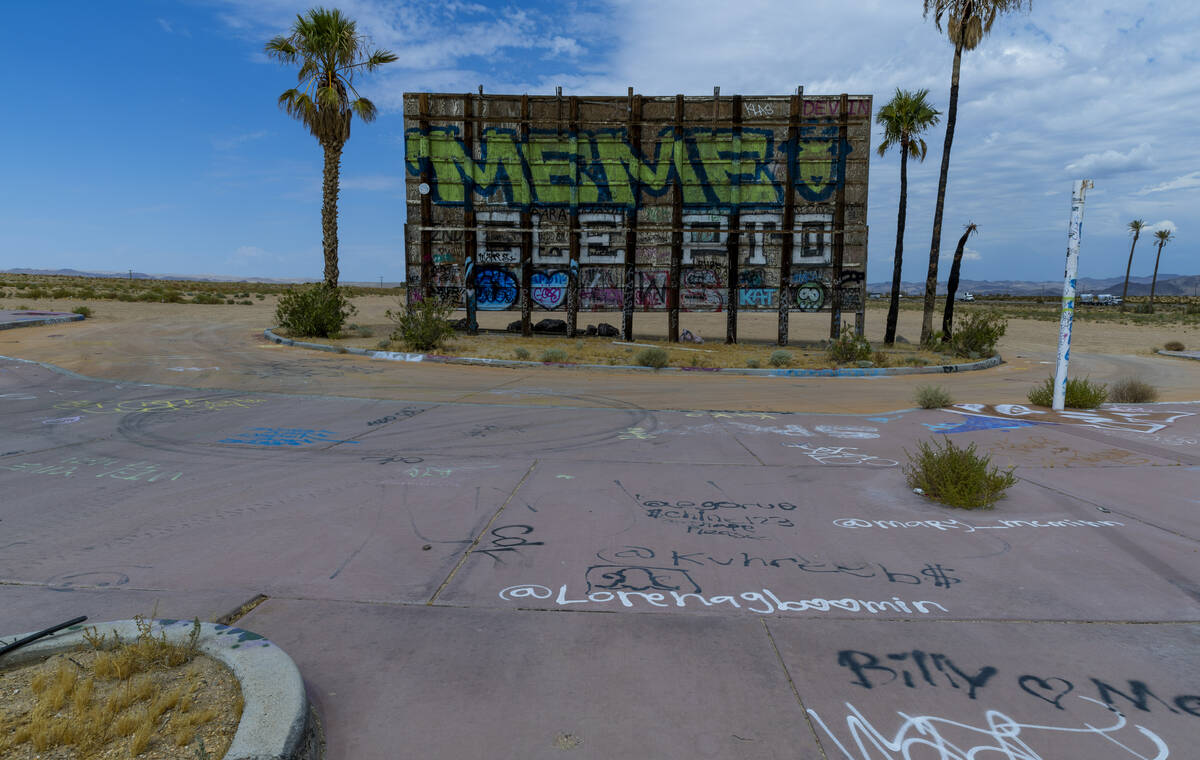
[{"x1": 1, "y1": 0, "x2": 1195, "y2": 285}]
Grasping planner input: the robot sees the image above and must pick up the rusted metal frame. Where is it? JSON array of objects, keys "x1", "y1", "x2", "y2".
[
  {"x1": 418, "y1": 93, "x2": 433, "y2": 301},
  {"x1": 622, "y1": 90, "x2": 641, "y2": 340},
  {"x1": 725, "y1": 94, "x2": 742, "y2": 343},
  {"x1": 668, "y1": 94, "x2": 684, "y2": 343},
  {"x1": 829, "y1": 93, "x2": 849, "y2": 340},
  {"x1": 778, "y1": 88, "x2": 801, "y2": 345},
  {"x1": 462, "y1": 94, "x2": 478, "y2": 333},
  {"x1": 566, "y1": 96, "x2": 581, "y2": 337}
]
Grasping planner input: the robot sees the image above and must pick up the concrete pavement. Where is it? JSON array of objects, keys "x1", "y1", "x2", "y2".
[{"x1": 2, "y1": 322, "x2": 1200, "y2": 758}]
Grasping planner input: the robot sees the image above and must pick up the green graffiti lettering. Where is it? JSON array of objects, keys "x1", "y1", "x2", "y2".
[
  {"x1": 406, "y1": 126, "x2": 833, "y2": 208},
  {"x1": 525, "y1": 133, "x2": 572, "y2": 205}
]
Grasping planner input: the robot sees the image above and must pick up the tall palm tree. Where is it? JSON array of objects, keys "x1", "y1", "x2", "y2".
[
  {"x1": 1149, "y1": 229, "x2": 1173, "y2": 312},
  {"x1": 266, "y1": 8, "x2": 397, "y2": 288},
  {"x1": 876, "y1": 89, "x2": 941, "y2": 345},
  {"x1": 1120, "y1": 219, "x2": 1145, "y2": 312},
  {"x1": 919, "y1": 0, "x2": 1032, "y2": 344},
  {"x1": 941, "y1": 221, "x2": 978, "y2": 339}
]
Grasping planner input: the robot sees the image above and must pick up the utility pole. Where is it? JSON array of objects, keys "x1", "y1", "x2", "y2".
[{"x1": 1053, "y1": 180, "x2": 1093, "y2": 411}]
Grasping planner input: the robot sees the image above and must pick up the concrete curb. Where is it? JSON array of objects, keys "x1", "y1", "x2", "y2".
[
  {"x1": 0, "y1": 619, "x2": 316, "y2": 760},
  {"x1": 1157, "y1": 349, "x2": 1200, "y2": 361},
  {"x1": 263, "y1": 327, "x2": 1003, "y2": 377},
  {"x1": 0, "y1": 312, "x2": 85, "y2": 331}
]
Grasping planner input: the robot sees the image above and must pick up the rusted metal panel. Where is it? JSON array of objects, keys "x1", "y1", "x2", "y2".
[{"x1": 402, "y1": 90, "x2": 872, "y2": 337}]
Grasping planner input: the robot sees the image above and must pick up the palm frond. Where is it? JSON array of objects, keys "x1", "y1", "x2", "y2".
[{"x1": 351, "y1": 98, "x2": 379, "y2": 123}]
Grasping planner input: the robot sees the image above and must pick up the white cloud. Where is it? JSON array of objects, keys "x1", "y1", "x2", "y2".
[
  {"x1": 1147, "y1": 220, "x2": 1178, "y2": 234},
  {"x1": 1137, "y1": 171, "x2": 1200, "y2": 196},
  {"x1": 1065, "y1": 143, "x2": 1152, "y2": 177},
  {"x1": 157, "y1": 18, "x2": 173, "y2": 33},
  {"x1": 212, "y1": 130, "x2": 269, "y2": 151}
]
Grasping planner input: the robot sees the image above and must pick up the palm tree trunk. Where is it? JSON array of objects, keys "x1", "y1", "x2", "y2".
[
  {"x1": 942, "y1": 226, "x2": 973, "y2": 340},
  {"x1": 1120, "y1": 231, "x2": 1139, "y2": 312},
  {"x1": 321, "y1": 140, "x2": 344, "y2": 289},
  {"x1": 885, "y1": 140, "x2": 909, "y2": 345},
  {"x1": 921, "y1": 40, "x2": 963, "y2": 344},
  {"x1": 1149, "y1": 240, "x2": 1164, "y2": 311}
]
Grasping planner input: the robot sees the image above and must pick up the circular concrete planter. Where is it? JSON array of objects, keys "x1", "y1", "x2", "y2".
[{"x1": 0, "y1": 619, "x2": 318, "y2": 760}]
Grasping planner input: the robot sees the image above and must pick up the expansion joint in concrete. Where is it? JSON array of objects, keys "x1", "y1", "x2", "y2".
[{"x1": 427, "y1": 459, "x2": 539, "y2": 604}]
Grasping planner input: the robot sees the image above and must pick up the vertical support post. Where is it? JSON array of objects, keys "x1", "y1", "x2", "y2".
[
  {"x1": 1054, "y1": 180, "x2": 1093, "y2": 411},
  {"x1": 463, "y1": 94, "x2": 478, "y2": 333},
  {"x1": 669, "y1": 94, "x2": 684, "y2": 343},
  {"x1": 418, "y1": 92, "x2": 433, "y2": 300},
  {"x1": 519, "y1": 94, "x2": 533, "y2": 337},
  {"x1": 726, "y1": 93, "x2": 741, "y2": 344},
  {"x1": 567, "y1": 96, "x2": 581, "y2": 337},
  {"x1": 829, "y1": 93, "x2": 849, "y2": 339},
  {"x1": 778, "y1": 87, "x2": 801, "y2": 345},
  {"x1": 623, "y1": 89, "x2": 640, "y2": 340}
]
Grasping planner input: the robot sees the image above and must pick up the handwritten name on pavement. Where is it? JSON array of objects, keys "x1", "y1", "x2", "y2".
[
  {"x1": 833, "y1": 518, "x2": 1124, "y2": 532},
  {"x1": 496, "y1": 584, "x2": 948, "y2": 616},
  {"x1": 807, "y1": 698, "x2": 1170, "y2": 760}
]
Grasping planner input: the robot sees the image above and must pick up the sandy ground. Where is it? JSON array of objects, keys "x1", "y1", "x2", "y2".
[{"x1": 0, "y1": 295, "x2": 1196, "y2": 412}]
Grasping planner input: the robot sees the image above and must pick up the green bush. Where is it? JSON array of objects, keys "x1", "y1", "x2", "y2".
[
  {"x1": 948, "y1": 310, "x2": 1007, "y2": 358},
  {"x1": 872, "y1": 350, "x2": 890, "y2": 367},
  {"x1": 190, "y1": 292, "x2": 223, "y2": 305},
  {"x1": 50, "y1": 287, "x2": 71, "y2": 299},
  {"x1": 1027, "y1": 376, "x2": 1108, "y2": 408},
  {"x1": 276, "y1": 284, "x2": 358, "y2": 338},
  {"x1": 513, "y1": 347, "x2": 531, "y2": 360},
  {"x1": 914, "y1": 385, "x2": 953, "y2": 409},
  {"x1": 540, "y1": 348, "x2": 569, "y2": 363},
  {"x1": 904, "y1": 437, "x2": 1017, "y2": 510},
  {"x1": 1109, "y1": 377, "x2": 1158, "y2": 403},
  {"x1": 1164, "y1": 340, "x2": 1185, "y2": 351},
  {"x1": 768, "y1": 350, "x2": 793, "y2": 367},
  {"x1": 827, "y1": 326, "x2": 872, "y2": 363},
  {"x1": 1134, "y1": 302, "x2": 1154, "y2": 314},
  {"x1": 635, "y1": 346, "x2": 669, "y2": 369},
  {"x1": 71, "y1": 305, "x2": 93, "y2": 318},
  {"x1": 385, "y1": 295, "x2": 454, "y2": 351},
  {"x1": 745, "y1": 358, "x2": 761, "y2": 369},
  {"x1": 1185, "y1": 303, "x2": 1199, "y2": 315}
]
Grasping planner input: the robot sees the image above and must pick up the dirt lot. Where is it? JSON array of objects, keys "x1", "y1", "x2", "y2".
[{"x1": 1, "y1": 295, "x2": 1196, "y2": 412}]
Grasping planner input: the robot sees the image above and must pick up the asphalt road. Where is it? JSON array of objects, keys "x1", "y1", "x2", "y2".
[{"x1": 2, "y1": 321, "x2": 1199, "y2": 759}]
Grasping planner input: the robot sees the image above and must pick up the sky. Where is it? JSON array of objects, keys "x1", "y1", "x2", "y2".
[{"x1": 1, "y1": 0, "x2": 1196, "y2": 286}]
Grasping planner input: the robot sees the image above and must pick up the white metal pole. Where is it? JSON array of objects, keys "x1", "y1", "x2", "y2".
[{"x1": 1053, "y1": 180, "x2": 1093, "y2": 411}]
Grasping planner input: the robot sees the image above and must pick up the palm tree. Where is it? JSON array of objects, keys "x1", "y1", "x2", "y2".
[
  {"x1": 919, "y1": 0, "x2": 1032, "y2": 344},
  {"x1": 266, "y1": 8, "x2": 397, "y2": 288},
  {"x1": 876, "y1": 89, "x2": 941, "y2": 345},
  {"x1": 1120, "y1": 219, "x2": 1145, "y2": 312},
  {"x1": 1148, "y1": 229, "x2": 1173, "y2": 312},
  {"x1": 941, "y1": 221, "x2": 978, "y2": 339}
]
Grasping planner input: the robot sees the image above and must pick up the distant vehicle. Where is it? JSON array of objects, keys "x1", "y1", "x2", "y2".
[
  {"x1": 955, "y1": 292, "x2": 975, "y2": 302},
  {"x1": 868, "y1": 292, "x2": 882, "y2": 299},
  {"x1": 1079, "y1": 293, "x2": 1096, "y2": 304},
  {"x1": 1097, "y1": 293, "x2": 1121, "y2": 305}
]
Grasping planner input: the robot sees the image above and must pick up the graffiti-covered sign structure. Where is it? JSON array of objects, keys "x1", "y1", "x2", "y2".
[{"x1": 403, "y1": 90, "x2": 871, "y2": 343}]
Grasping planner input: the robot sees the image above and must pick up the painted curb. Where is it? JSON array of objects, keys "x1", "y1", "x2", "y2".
[
  {"x1": 0, "y1": 619, "x2": 315, "y2": 760},
  {"x1": 1157, "y1": 349, "x2": 1200, "y2": 362},
  {"x1": 0, "y1": 312, "x2": 85, "y2": 331},
  {"x1": 263, "y1": 327, "x2": 1003, "y2": 377}
]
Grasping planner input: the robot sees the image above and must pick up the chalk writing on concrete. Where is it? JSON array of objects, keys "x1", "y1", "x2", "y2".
[
  {"x1": 834, "y1": 646, "x2": 1200, "y2": 718},
  {"x1": 1, "y1": 455, "x2": 183, "y2": 483},
  {"x1": 807, "y1": 699, "x2": 1169, "y2": 760},
  {"x1": 219, "y1": 428, "x2": 360, "y2": 446},
  {"x1": 785, "y1": 443, "x2": 898, "y2": 466},
  {"x1": 496, "y1": 584, "x2": 949, "y2": 616},
  {"x1": 55, "y1": 397, "x2": 264, "y2": 414},
  {"x1": 951, "y1": 403, "x2": 1196, "y2": 435},
  {"x1": 832, "y1": 517, "x2": 1125, "y2": 532},
  {"x1": 618, "y1": 427, "x2": 657, "y2": 440},
  {"x1": 476, "y1": 525, "x2": 544, "y2": 563}
]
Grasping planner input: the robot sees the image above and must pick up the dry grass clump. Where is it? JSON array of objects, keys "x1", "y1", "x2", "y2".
[
  {"x1": 1109, "y1": 377, "x2": 1159, "y2": 403},
  {"x1": 0, "y1": 616, "x2": 243, "y2": 759}
]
